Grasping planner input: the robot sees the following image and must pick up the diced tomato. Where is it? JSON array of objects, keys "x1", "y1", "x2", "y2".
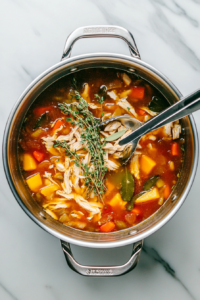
[
  {"x1": 33, "y1": 150, "x2": 45, "y2": 162},
  {"x1": 53, "y1": 119, "x2": 64, "y2": 131},
  {"x1": 100, "y1": 221, "x2": 115, "y2": 232},
  {"x1": 171, "y1": 142, "x2": 180, "y2": 156},
  {"x1": 137, "y1": 109, "x2": 146, "y2": 116},
  {"x1": 164, "y1": 184, "x2": 171, "y2": 200},
  {"x1": 125, "y1": 213, "x2": 136, "y2": 225},
  {"x1": 131, "y1": 86, "x2": 145, "y2": 100},
  {"x1": 100, "y1": 212, "x2": 113, "y2": 225},
  {"x1": 33, "y1": 106, "x2": 53, "y2": 116}
]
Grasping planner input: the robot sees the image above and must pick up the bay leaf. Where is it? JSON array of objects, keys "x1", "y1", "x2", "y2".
[
  {"x1": 105, "y1": 130, "x2": 126, "y2": 142},
  {"x1": 120, "y1": 168, "x2": 134, "y2": 202},
  {"x1": 126, "y1": 191, "x2": 146, "y2": 211},
  {"x1": 148, "y1": 96, "x2": 169, "y2": 113},
  {"x1": 143, "y1": 175, "x2": 160, "y2": 191}
]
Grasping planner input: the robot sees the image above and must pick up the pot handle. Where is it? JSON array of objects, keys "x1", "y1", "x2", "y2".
[
  {"x1": 61, "y1": 25, "x2": 140, "y2": 60},
  {"x1": 60, "y1": 240, "x2": 143, "y2": 277}
]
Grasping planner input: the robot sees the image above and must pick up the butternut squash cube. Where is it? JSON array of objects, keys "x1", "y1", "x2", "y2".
[
  {"x1": 48, "y1": 147, "x2": 60, "y2": 156},
  {"x1": 44, "y1": 179, "x2": 52, "y2": 186},
  {"x1": 31, "y1": 128, "x2": 44, "y2": 138},
  {"x1": 26, "y1": 173, "x2": 43, "y2": 192},
  {"x1": 135, "y1": 187, "x2": 160, "y2": 203},
  {"x1": 40, "y1": 184, "x2": 59, "y2": 197},
  {"x1": 140, "y1": 155, "x2": 156, "y2": 174},
  {"x1": 109, "y1": 193, "x2": 126, "y2": 209},
  {"x1": 23, "y1": 153, "x2": 37, "y2": 171}
]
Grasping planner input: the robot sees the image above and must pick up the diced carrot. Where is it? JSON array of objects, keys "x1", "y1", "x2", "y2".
[
  {"x1": 171, "y1": 142, "x2": 180, "y2": 156},
  {"x1": 131, "y1": 86, "x2": 145, "y2": 99},
  {"x1": 100, "y1": 221, "x2": 115, "y2": 232},
  {"x1": 53, "y1": 119, "x2": 64, "y2": 131},
  {"x1": 131, "y1": 207, "x2": 142, "y2": 217},
  {"x1": 164, "y1": 184, "x2": 171, "y2": 200},
  {"x1": 33, "y1": 106, "x2": 53, "y2": 116},
  {"x1": 138, "y1": 109, "x2": 146, "y2": 116},
  {"x1": 33, "y1": 151, "x2": 45, "y2": 162}
]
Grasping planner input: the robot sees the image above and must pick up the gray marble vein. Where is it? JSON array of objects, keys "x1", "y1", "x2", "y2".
[
  {"x1": 150, "y1": 0, "x2": 200, "y2": 71},
  {"x1": 153, "y1": 0, "x2": 199, "y2": 27},
  {"x1": 143, "y1": 245, "x2": 196, "y2": 300},
  {"x1": 0, "y1": 282, "x2": 19, "y2": 300}
]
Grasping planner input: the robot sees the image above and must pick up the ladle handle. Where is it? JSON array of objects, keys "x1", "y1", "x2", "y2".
[
  {"x1": 61, "y1": 25, "x2": 140, "y2": 60},
  {"x1": 119, "y1": 89, "x2": 200, "y2": 145},
  {"x1": 61, "y1": 240, "x2": 143, "y2": 277}
]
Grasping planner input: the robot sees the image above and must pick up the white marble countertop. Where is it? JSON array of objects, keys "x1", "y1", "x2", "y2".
[{"x1": 1, "y1": 0, "x2": 200, "y2": 299}]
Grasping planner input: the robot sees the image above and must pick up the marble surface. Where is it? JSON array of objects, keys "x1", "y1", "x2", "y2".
[{"x1": 1, "y1": 0, "x2": 200, "y2": 299}]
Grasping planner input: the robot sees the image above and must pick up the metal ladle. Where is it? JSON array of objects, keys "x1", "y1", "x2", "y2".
[{"x1": 98, "y1": 89, "x2": 200, "y2": 165}]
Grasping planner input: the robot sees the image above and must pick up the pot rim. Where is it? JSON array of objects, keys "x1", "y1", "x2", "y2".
[{"x1": 3, "y1": 52, "x2": 199, "y2": 248}]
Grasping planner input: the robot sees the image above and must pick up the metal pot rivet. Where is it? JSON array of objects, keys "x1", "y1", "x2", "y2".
[
  {"x1": 128, "y1": 230, "x2": 137, "y2": 235},
  {"x1": 39, "y1": 211, "x2": 46, "y2": 219}
]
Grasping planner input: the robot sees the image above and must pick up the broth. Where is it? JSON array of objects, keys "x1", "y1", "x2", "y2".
[{"x1": 18, "y1": 68, "x2": 184, "y2": 232}]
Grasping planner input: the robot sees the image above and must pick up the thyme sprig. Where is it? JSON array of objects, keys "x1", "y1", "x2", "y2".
[{"x1": 54, "y1": 79, "x2": 107, "y2": 199}]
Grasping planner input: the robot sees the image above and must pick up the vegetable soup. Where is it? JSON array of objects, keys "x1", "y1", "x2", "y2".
[{"x1": 18, "y1": 68, "x2": 184, "y2": 232}]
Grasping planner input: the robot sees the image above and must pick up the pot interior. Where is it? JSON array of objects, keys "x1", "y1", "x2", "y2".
[{"x1": 4, "y1": 55, "x2": 197, "y2": 247}]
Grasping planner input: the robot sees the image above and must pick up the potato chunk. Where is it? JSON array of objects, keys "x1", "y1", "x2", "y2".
[
  {"x1": 140, "y1": 155, "x2": 156, "y2": 174},
  {"x1": 135, "y1": 187, "x2": 160, "y2": 203},
  {"x1": 26, "y1": 173, "x2": 43, "y2": 192},
  {"x1": 23, "y1": 153, "x2": 37, "y2": 171}
]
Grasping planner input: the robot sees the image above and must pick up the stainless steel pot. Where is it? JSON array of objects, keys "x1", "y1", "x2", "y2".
[{"x1": 3, "y1": 25, "x2": 198, "y2": 277}]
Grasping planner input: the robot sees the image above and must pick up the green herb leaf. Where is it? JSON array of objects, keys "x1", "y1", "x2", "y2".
[
  {"x1": 148, "y1": 96, "x2": 169, "y2": 113},
  {"x1": 126, "y1": 191, "x2": 146, "y2": 211},
  {"x1": 34, "y1": 113, "x2": 47, "y2": 129},
  {"x1": 120, "y1": 168, "x2": 134, "y2": 202},
  {"x1": 105, "y1": 130, "x2": 126, "y2": 142},
  {"x1": 143, "y1": 175, "x2": 160, "y2": 191}
]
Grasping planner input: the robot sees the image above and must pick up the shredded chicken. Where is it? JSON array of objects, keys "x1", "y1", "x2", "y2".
[
  {"x1": 89, "y1": 103, "x2": 101, "y2": 109},
  {"x1": 105, "y1": 159, "x2": 120, "y2": 171},
  {"x1": 56, "y1": 162, "x2": 66, "y2": 172},
  {"x1": 164, "y1": 123, "x2": 173, "y2": 136},
  {"x1": 172, "y1": 124, "x2": 181, "y2": 139},
  {"x1": 117, "y1": 125, "x2": 127, "y2": 132},
  {"x1": 107, "y1": 91, "x2": 118, "y2": 100},
  {"x1": 61, "y1": 169, "x2": 72, "y2": 194},
  {"x1": 121, "y1": 73, "x2": 131, "y2": 86},
  {"x1": 164, "y1": 122, "x2": 181, "y2": 139},
  {"x1": 104, "y1": 121, "x2": 121, "y2": 132},
  {"x1": 148, "y1": 135, "x2": 157, "y2": 141},
  {"x1": 65, "y1": 157, "x2": 70, "y2": 169},
  {"x1": 43, "y1": 172, "x2": 59, "y2": 186},
  {"x1": 42, "y1": 135, "x2": 56, "y2": 151},
  {"x1": 140, "y1": 107, "x2": 157, "y2": 117},
  {"x1": 82, "y1": 153, "x2": 91, "y2": 165},
  {"x1": 100, "y1": 131, "x2": 110, "y2": 138},
  {"x1": 130, "y1": 155, "x2": 140, "y2": 179},
  {"x1": 117, "y1": 98, "x2": 137, "y2": 117},
  {"x1": 74, "y1": 195, "x2": 100, "y2": 214},
  {"x1": 102, "y1": 113, "x2": 111, "y2": 121},
  {"x1": 70, "y1": 141, "x2": 85, "y2": 152}
]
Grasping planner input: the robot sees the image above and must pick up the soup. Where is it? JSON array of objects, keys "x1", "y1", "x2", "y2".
[{"x1": 18, "y1": 68, "x2": 184, "y2": 232}]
